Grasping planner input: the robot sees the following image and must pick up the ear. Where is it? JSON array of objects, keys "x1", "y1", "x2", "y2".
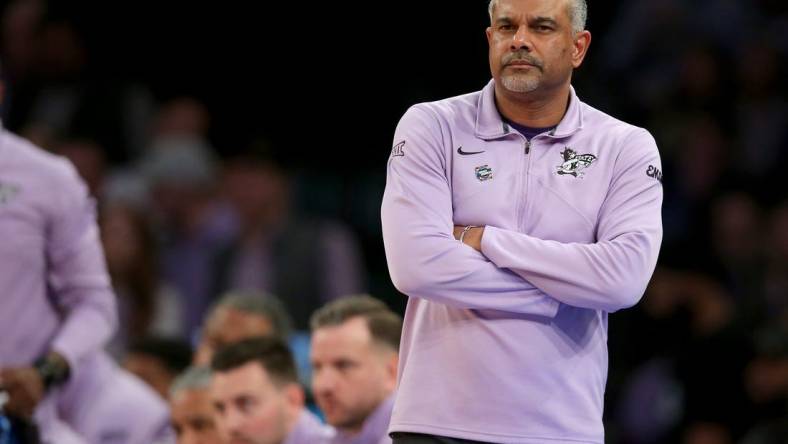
[
  {"x1": 384, "y1": 353, "x2": 399, "y2": 391},
  {"x1": 193, "y1": 343, "x2": 213, "y2": 366},
  {"x1": 571, "y1": 30, "x2": 592, "y2": 68},
  {"x1": 486, "y1": 26, "x2": 494, "y2": 46},
  {"x1": 284, "y1": 383, "x2": 305, "y2": 409}
]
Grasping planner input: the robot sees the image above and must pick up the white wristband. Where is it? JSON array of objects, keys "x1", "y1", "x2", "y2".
[{"x1": 459, "y1": 225, "x2": 477, "y2": 244}]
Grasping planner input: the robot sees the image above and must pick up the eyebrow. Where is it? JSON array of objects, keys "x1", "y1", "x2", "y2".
[
  {"x1": 531, "y1": 16, "x2": 558, "y2": 26},
  {"x1": 495, "y1": 16, "x2": 558, "y2": 27},
  {"x1": 234, "y1": 394, "x2": 257, "y2": 404}
]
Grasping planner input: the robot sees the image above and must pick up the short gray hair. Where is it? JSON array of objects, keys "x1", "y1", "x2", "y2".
[
  {"x1": 210, "y1": 291, "x2": 293, "y2": 338},
  {"x1": 488, "y1": 0, "x2": 587, "y2": 33},
  {"x1": 169, "y1": 366, "x2": 212, "y2": 398}
]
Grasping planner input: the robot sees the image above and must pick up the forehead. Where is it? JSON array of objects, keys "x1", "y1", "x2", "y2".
[
  {"x1": 211, "y1": 362, "x2": 277, "y2": 399},
  {"x1": 311, "y1": 317, "x2": 373, "y2": 357},
  {"x1": 208, "y1": 307, "x2": 273, "y2": 338},
  {"x1": 171, "y1": 388, "x2": 213, "y2": 414},
  {"x1": 492, "y1": 0, "x2": 570, "y2": 21}
]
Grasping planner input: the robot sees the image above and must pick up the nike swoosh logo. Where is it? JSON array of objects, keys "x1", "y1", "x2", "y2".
[{"x1": 457, "y1": 146, "x2": 485, "y2": 155}]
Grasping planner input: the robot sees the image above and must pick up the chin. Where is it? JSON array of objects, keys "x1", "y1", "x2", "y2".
[
  {"x1": 323, "y1": 411, "x2": 342, "y2": 426},
  {"x1": 501, "y1": 76, "x2": 540, "y2": 93}
]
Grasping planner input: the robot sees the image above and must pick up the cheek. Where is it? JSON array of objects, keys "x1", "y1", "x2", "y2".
[
  {"x1": 353, "y1": 371, "x2": 381, "y2": 395},
  {"x1": 558, "y1": 42, "x2": 574, "y2": 61},
  {"x1": 489, "y1": 43, "x2": 503, "y2": 61},
  {"x1": 328, "y1": 373, "x2": 357, "y2": 398},
  {"x1": 252, "y1": 403, "x2": 287, "y2": 439},
  {"x1": 214, "y1": 418, "x2": 230, "y2": 438}
]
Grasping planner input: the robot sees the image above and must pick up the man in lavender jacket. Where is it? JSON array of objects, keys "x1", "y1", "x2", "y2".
[
  {"x1": 210, "y1": 337, "x2": 335, "y2": 444},
  {"x1": 310, "y1": 296, "x2": 401, "y2": 444},
  {"x1": 381, "y1": 0, "x2": 663, "y2": 443},
  {"x1": 0, "y1": 106, "x2": 117, "y2": 441}
]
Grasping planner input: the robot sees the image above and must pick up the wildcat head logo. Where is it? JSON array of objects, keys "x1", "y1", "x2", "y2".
[{"x1": 556, "y1": 148, "x2": 597, "y2": 178}]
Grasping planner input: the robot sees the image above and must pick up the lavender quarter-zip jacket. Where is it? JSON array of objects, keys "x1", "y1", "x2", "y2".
[
  {"x1": 381, "y1": 80, "x2": 663, "y2": 443},
  {"x1": 0, "y1": 127, "x2": 117, "y2": 419},
  {"x1": 330, "y1": 394, "x2": 394, "y2": 444},
  {"x1": 284, "y1": 409, "x2": 336, "y2": 444},
  {"x1": 57, "y1": 352, "x2": 174, "y2": 444}
]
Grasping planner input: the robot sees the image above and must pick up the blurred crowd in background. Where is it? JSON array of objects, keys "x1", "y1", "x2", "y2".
[{"x1": 0, "y1": 0, "x2": 786, "y2": 443}]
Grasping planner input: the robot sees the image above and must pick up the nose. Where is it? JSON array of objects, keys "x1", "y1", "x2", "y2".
[
  {"x1": 312, "y1": 368, "x2": 337, "y2": 395},
  {"x1": 223, "y1": 408, "x2": 245, "y2": 435},
  {"x1": 510, "y1": 25, "x2": 532, "y2": 51},
  {"x1": 180, "y1": 431, "x2": 195, "y2": 444}
]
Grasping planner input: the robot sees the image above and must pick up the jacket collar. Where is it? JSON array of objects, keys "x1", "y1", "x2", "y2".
[{"x1": 474, "y1": 79, "x2": 584, "y2": 140}]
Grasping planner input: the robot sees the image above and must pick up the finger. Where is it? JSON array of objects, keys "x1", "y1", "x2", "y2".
[
  {"x1": 0, "y1": 389, "x2": 9, "y2": 411},
  {"x1": 6, "y1": 393, "x2": 34, "y2": 419},
  {"x1": 4, "y1": 398, "x2": 21, "y2": 417},
  {"x1": 0, "y1": 377, "x2": 12, "y2": 393}
]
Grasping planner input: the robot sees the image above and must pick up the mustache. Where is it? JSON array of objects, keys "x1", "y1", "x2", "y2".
[
  {"x1": 502, "y1": 52, "x2": 543, "y2": 70},
  {"x1": 229, "y1": 432, "x2": 256, "y2": 443}
]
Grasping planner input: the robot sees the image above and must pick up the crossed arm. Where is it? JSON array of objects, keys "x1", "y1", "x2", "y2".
[{"x1": 382, "y1": 105, "x2": 663, "y2": 315}]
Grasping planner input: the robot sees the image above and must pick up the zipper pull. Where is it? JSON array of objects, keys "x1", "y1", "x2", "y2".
[{"x1": 524, "y1": 139, "x2": 531, "y2": 154}]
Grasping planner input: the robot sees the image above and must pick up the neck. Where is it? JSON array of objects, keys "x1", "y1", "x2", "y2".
[
  {"x1": 340, "y1": 424, "x2": 364, "y2": 436},
  {"x1": 284, "y1": 407, "x2": 303, "y2": 437},
  {"x1": 494, "y1": 83, "x2": 571, "y2": 128},
  {"x1": 339, "y1": 396, "x2": 387, "y2": 437}
]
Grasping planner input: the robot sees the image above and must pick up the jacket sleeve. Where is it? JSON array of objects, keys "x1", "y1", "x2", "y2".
[
  {"x1": 381, "y1": 105, "x2": 561, "y2": 317},
  {"x1": 47, "y1": 160, "x2": 118, "y2": 368},
  {"x1": 480, "y1": 128, "x2": 663, "y2": 313}
]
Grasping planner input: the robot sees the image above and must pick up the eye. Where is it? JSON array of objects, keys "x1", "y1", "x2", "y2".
[
  {"x1": 335, "y1": 359, "x2": 357, "y2": 372},
  {"x1": 237, "y1": 396, "x2": 257, "y2": 413},
  {"x1": 213, "y1": 402, "x2": 225, "y2": 415},
  {"x1": 192, "y1": 419, "x2": 212, "y2": 431},
  {"x1": 499, "y1": 24, "x2": 514, "y2": 31}
]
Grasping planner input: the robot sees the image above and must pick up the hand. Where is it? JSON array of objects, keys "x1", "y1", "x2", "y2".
[
  {"x1": 453, "y1": 225, "x2": 485, "y2": 252},
  {"x1": 0, "y1": 367, "x2": 45, "y2": 419}
]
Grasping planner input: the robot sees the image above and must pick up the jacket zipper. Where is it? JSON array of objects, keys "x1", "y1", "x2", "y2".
[{"x1": 517, "y1": 138, "x2": 532, "y2": 230}]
